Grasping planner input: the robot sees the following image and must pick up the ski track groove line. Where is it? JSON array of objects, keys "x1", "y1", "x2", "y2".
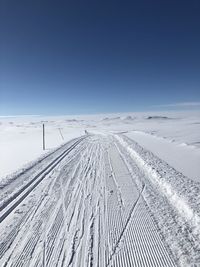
[
  {"x1": 0, "y1": 135, "x2": 178, "y2": 267},
  {"x1": 105, "y1": 142, "x2": 176, "y2": 267},
  {"x1": 0, "y1": 137, "x2": 87, "y2": 224}
]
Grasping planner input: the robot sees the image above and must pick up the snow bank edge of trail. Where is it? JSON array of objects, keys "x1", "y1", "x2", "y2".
[{"x1": 115, "y1": 134, "x2": 200, "y2": 236}]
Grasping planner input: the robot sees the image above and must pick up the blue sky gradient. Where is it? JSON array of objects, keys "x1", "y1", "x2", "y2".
[{"x1": 0, "y1": 0, "x2": 200, "y2": 115}]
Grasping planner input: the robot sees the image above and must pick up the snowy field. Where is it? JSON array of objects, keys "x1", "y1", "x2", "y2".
[
  {"x1": 0, "y1": 116, "x2": 86, "y2": 178},
  {"x1": 1, "y1": 110, "x2": 200, "y2": 181},
  {"x1": 0, "y1": 110, "x2": 200, "y2": 266}
]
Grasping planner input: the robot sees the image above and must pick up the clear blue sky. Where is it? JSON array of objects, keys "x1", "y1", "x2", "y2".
[{"x1": 0, "y1": 0, "x2": 200, "y2": 115}]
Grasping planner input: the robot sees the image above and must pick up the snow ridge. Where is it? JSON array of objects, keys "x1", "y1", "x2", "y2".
[{"x1": 115, "y1": 134, "x2": 200, "y2": 236}]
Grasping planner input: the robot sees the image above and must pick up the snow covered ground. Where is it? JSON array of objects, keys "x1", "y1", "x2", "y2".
[
  {"x1": 0, "y1": 116, "x2": 86, "y2": 178},
  {"x1": 124, "y1": 130, "x2": 200, "y2": 182},
  {"x1": 1, "y1": 110, "x2": 199, "y2": 182},
  {"x1": 94, "y1": 110, "x2": 200, "y2": 183},
  {"x1": 0, "y1": 110, "x2": 200, "y2": 266}
]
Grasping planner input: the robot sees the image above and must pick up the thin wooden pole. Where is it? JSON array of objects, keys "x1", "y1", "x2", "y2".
[
  {"x1": 43, "y1": 123, "x2": 45, "y2": 150},
  {"x1": 58, "y1": 128, "x2": 64, "y2": 141}
]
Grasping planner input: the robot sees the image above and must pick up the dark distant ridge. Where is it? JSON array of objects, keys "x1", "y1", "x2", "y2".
[{"x1": 146, "y1": 116, "x2": 171, "y2": 120}]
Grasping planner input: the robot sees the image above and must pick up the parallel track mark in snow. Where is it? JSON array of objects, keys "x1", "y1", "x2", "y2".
[
  {"x1": 0, "y1": 135, "x2": 178, "y2": 267},
  {"x1": 106, "y1": 185, "x2": 145, "y2": 266},
  {"x1": 105, "y1": 141, "x2": 176, "y2": 267},
  {"x1": 0, "y1": 137, "x2": 86, "y2": 224}
]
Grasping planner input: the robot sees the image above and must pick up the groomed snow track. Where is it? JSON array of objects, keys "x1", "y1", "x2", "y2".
[
  {"x1": 0, "y1": 137, "x2": 86, "y2": 224},
  {"x1": 0, "y1": 134, "x2": 177, "y2": 267}
]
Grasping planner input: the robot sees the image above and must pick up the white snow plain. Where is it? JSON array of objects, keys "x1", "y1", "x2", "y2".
[
  {"x1": 0, "y1": 110, "x2": 200, "y2": 267},
  {"x1": 0, "y1": 116, "x2": 85, "y2": 178},
  {"x1": 1, "y1": 110, "x2": 199, "y2": 182}
]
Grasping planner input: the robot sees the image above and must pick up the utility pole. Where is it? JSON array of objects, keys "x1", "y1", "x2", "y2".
[{"x1": 43, "y1": 123, "x2": 45, "y2": 150}]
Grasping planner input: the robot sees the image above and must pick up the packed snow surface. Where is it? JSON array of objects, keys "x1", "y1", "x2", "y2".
[{"x1": 0, "y1": 110, "x2": 200, "y2": 266}]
